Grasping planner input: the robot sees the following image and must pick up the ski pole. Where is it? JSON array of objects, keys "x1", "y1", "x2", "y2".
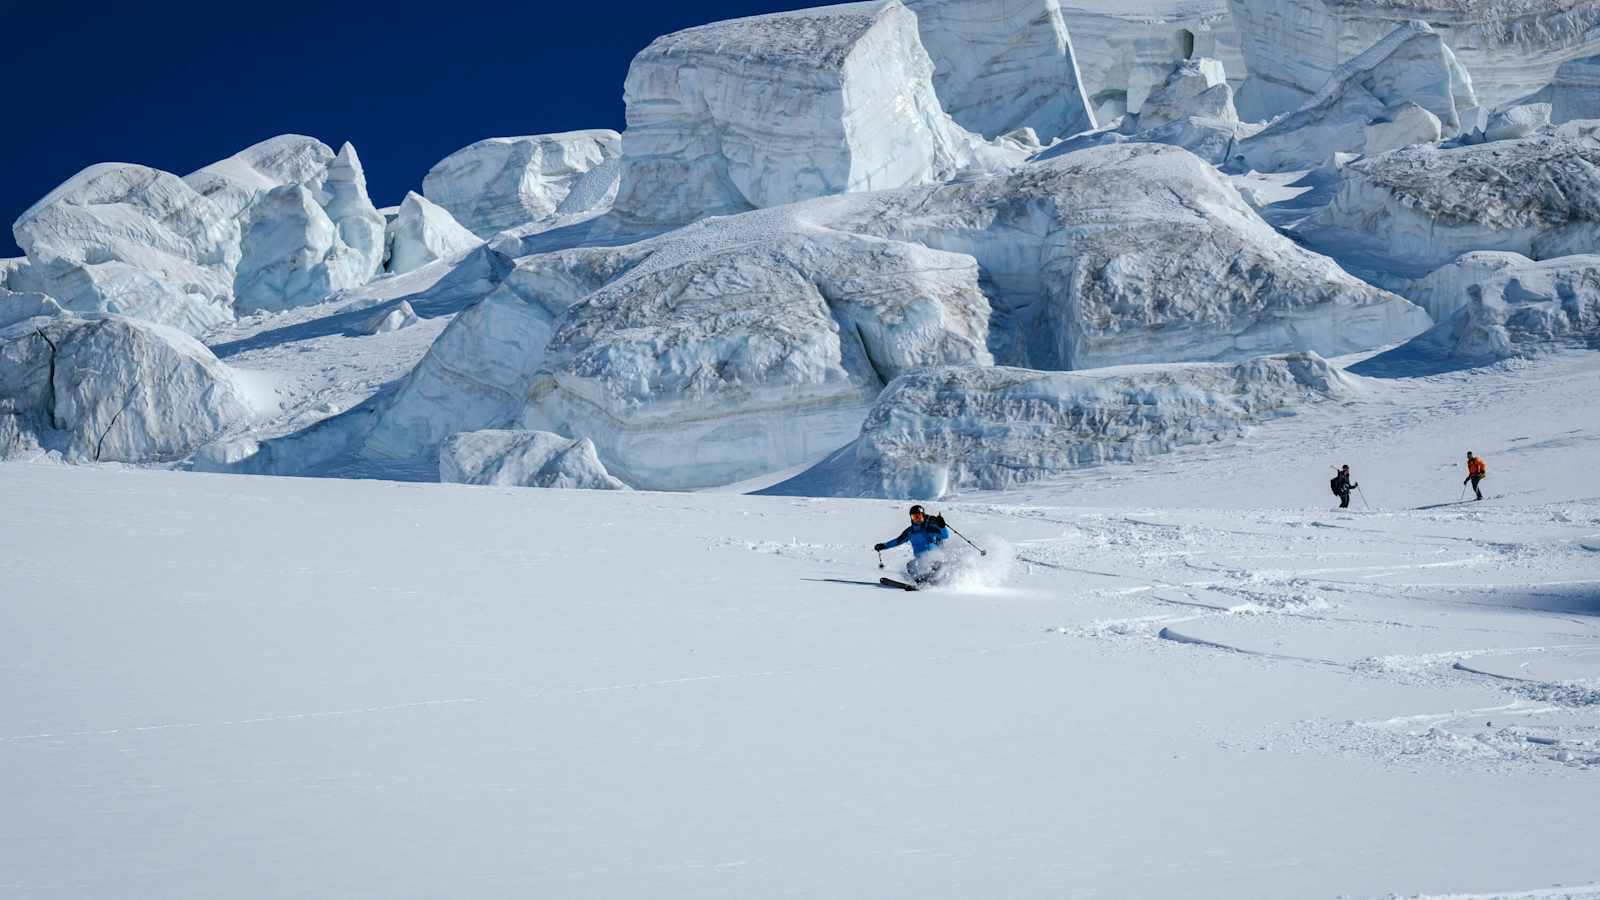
[
  {"x1": 877, "y1": 549, "x2": 885, "y2": 570},
  {"x1": 1458, "y1": 481, "x2": 1468, "y2": 502},
  {"x1": 946, "y1": 524, "x2": 987, "y2": 556},
  {"x1": 1356, "y1": 485, "x2": 1371, "y2": 510}
]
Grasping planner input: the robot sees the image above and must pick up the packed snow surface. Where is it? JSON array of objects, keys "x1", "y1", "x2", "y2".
[{"x1": 3, "y1": 381, "x2": 1599, "y2": 895}]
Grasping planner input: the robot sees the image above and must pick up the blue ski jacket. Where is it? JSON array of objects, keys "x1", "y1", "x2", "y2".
[{"x1": 883, "y1": 520, "x2": 949, "y2": 557}]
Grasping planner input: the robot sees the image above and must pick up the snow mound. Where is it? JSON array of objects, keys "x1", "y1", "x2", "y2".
[
  {"x1": 421, "y1": 131, "x2": 622, "y2": 239},
  {"x1": 384, "y1": 192, "x2": 483, "y2": 276},
  {"x1": 1385, "y1": 251, "x2": 1600, "y2": 363},
  {"x1": 1228, "y1": 0, "x2": 1600, "y2": 119},
  {"x1": 0, "y1": 314, "x2": 257, "y2": 463},
  {"x1": 905, "y1": 0, "x2": 1096, "y2": 142},
  {"x1": 1364, "y1": 101, "x2": 1443, "y2": 157},
  {"x1": 770, "y1": 352, "x2": 1354, "y2": 499},
  {"x1": 608, "y1": 0, "x2": 1020, "y2": 229},
  {"x1": 11, "y1": 162, "x2": 240, "y2": 334},
  {"x1": 1235, "y1": 21, "x2": 1476, "y2": 172},
  {"x1": 439, "y1": 429, "x2": 629, "y2": 490},
  {"x1": 1301, "y1": 126, "x2": 1600, "y2": 272}
]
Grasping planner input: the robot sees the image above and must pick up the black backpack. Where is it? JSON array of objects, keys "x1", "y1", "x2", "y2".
[{"x1": 1329, "y1": 476, "x2": 1341, "y2": 496}]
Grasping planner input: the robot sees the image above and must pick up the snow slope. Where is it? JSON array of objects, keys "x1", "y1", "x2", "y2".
[{"x1": 2, "y1": 452, "x2": 1598, "y2": 899}]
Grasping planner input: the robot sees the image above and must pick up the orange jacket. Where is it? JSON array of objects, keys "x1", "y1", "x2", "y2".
[{"x1": 1467, "y1": 457, "x2": 1486, "y2": 477}]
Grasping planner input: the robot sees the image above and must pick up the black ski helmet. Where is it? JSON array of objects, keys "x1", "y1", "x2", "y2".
[{"x1": 909, "y1": 504, "x2": 925, "y2": 517}]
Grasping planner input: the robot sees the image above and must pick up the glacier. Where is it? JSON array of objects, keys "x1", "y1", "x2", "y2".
[
  {"x1": 1227, "y1": 0, "x2": 1600, "y2": 119},
  {"x1": 1234, "y1": 21, "x2": 1477, "y2": 172},
  {"x1": 608, "y1": 0, "x2": 1021, "y2": 230},
  {"x1": 770, "y1": 352, "x2": 1352, "y2": 499},
  {"x1": 1300, "y1": 123, "x2": 1600, "y2": 274}
]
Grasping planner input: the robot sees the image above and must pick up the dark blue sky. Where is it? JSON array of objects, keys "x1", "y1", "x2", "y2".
[{"x1": 3, "y1": 0, "x2": 816, "y2": 258}]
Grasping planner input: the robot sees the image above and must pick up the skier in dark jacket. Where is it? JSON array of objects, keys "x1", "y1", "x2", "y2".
[
  {"x1": 1331, "y1": 465, "x2": 1357, "y2": 509},
  {"x1": 875, "y1": 505, "x2": 950, "y2": 582}
]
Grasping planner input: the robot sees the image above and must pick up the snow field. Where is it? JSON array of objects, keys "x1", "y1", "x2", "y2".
[{"x1": 2, "y1": 461, "x2": 1598, "y2": 898}]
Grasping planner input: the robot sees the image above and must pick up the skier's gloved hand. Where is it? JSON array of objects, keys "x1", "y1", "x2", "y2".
[
  {"x1": 931, "y1": 514, "x2": 946, "y2": 527},
  {"x1": 874, "y1": 543, "x2": 886, "y2": 552}
]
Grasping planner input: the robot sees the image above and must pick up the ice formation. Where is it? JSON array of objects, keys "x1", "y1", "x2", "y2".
[
  {"x1": 1061, "y1": 0, "x2": 1245, "y2": 121},
  {"x1": 1235, "y1": 22, "x2": 1477, "y2": 171},
  {"x1": 0, "y1": 314, "x2": 256, "y2": 462},
  {"x1": 0, "y1": 287, "x2": 64, "y2": 330},
  {"x1": 7, "y1": 135, "x2": 389, "y2": 332},
  {"x1": 439, "y1": 430, "x2": 630, "y2": 490},
  {"x1": 608, "y1": 0, "x2": 1018, "y2": 230},
  {"x1": 1481, "y1": 103, "x2": 1551, "y2": 142},
  {"x1": 1227, "y1": 0, "x2": 1600, "y2": 119},
  {"x1": 358, "y1": 300, "x2": 419, "y2": 335},
  {"x1": 1393, "y1": 251, "x2": 1600, "y2": 361},
  {"x1": 771, "y1": 352, "x2": 1353, "y2": 499},
  {"x1": 1127, "y1": 57, "x2": 1241, "y2": 163},
  {"x1": 367, "y1": 217, "x2": 994, "y2": 489},
  {"x1": 421, "y1": 131, "x2": 622, "y2": 239},
  {"x1": 384, "y1": 192, "x2": 483, "y2": 276},
  {"x1": 1551, "y1": 55, "x2": 1600, "y2": 124},
  {"x1": 1363, "y1": 102, "x2": 1442, "y2": 157},
  {"x1": 184, "y1": 134, "x2": 341, "y2": 221},
  {"x1": 825, "y1": 143, "x2": 1430, "y2": 370},
  {"x1": 904, "y1": 0, "x2": 1096, "y2": 142},
  {"x1": 1302, "y1": 127, "x2": 1600, "y2": 272},
  {"x1": 11, "y1": 163, "x2": 240, "y2": 334}
]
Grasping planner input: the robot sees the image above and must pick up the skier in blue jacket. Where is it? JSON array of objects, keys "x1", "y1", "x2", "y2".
[{"x1": 875, "y1": 505, "x2": 950, "y2": 582}]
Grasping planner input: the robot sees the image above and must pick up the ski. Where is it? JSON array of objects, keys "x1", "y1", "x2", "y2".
[{"x1": 880, "y1": 577, "x2": 919, "y2": 591}]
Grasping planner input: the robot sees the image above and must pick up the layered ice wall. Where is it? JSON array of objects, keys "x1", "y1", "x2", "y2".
[
  {"x1": 1235, "y1": 21, "x2": 1478, "y2": 171},
  {"x1": 772, "y1": 353, "x2": 1353, "y2": 499},
  {"x1": 1060, "y1": 0, "x2": 1245, "y2": 120},
  {"x1": 421, "y1": 131, "x2": 622, "y2": 239},
  {"x1": 1228, "y1": 0, "x2": 1600, "y2": 119},
  {"x1": 609, "y1": 0, "x2": 1016, "y2": 230},
  {"x1": 905, "y1": 0, "x2": 1096, "y2": 141}
]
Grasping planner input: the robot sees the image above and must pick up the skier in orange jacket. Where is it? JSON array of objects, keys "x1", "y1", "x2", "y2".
[{"x1": 1464, "y1": 452, "x2": 1487, "y2": 501}]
